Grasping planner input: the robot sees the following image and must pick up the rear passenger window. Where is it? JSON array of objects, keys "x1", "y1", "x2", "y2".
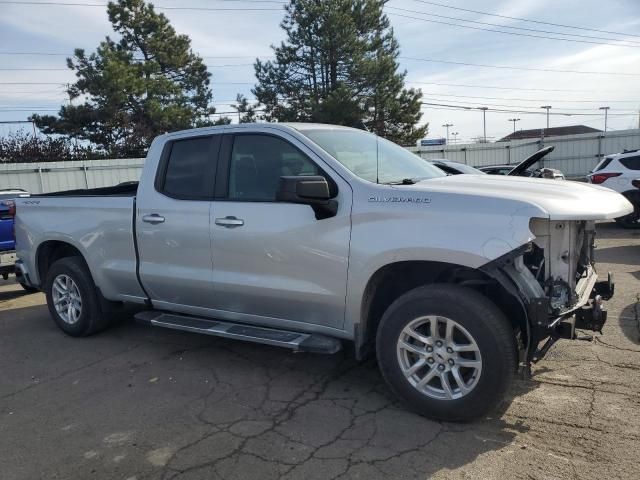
[
  {"x1": 619, "y1": 155, "x2": 640, "y2": 170},
  {"x1": 162, "y1": 137, "x2": 216, "y2": 198},
  {"x1": 229, "y1": 135, "x2": 319, "y2": 201}
]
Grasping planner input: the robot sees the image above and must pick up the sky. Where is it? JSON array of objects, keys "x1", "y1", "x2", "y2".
[{"x1": 1, "y1": 0, "x2": 640, "y2": 144}]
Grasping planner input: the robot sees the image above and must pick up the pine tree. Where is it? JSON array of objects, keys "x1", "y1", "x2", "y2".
[
  {"x1": 31, "y1": 0, "x2": 224, "y2": 156},
  {"x1": 231, "y1": 94, "x2": 259, "y2": 123},
  {"x1": 253, "y1": 0, "x2": 427, "y2": 145}
]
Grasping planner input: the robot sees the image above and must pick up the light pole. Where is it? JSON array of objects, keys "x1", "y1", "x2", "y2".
[
  {"x1": 540, "y1": 106, "x2": 552, "y2": 129},
  {"x1": 599, "y1": 106, "x2": 610, "y2": 132},
  {"x1": 451, "y1": 132, "x2": 459, "y2": 144},
  {"x1": 442, "y1": 123, "x2": 453, "y2": 144},
  {"x1": 508, "y1": 118, "x2": 520, "y2": 133},
  {"x1": 479, "y1": 107, "x2": 488, "y2": 142}
]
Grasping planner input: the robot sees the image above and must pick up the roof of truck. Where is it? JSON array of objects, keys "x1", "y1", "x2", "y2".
[
  {"x1": 161, "y1": 122, "x2": 357, "y2": 140},
  {"x1": 282, "y1": 123, "x2": 357, "y2": 131}
]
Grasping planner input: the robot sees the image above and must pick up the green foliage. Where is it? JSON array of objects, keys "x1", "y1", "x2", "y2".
[
  {"x1": 0, "y1": 131, "x2": 112, "y2": 163},
  {"x1": 253, "y1": 0, "x2": 428, "y2": 145},
  {"x1": 30, "y1": 0, "x2": 224, "y2": 156},
  {"x1": 231, "y1": 94, "x2": 259, "y2": 123}
]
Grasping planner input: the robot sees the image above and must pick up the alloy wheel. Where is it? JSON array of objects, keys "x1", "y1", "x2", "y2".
[{"x1": 397, "y1": 315, "x2": 482, "y2": 400}]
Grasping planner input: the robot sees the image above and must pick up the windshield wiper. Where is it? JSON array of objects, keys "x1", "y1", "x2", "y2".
[{"x1": 384, "y1": 178, "x2": 418, "y2": 185}]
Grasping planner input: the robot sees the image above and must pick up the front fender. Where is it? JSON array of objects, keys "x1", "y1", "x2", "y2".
[{"x1": 343, "y1": 202, "x2": 537, "y2": 335}]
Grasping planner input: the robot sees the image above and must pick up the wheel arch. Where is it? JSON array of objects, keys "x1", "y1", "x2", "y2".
[
  {"x1": 355, "y1": 260, "x2": 527, "y2": 361},
  {"x1": 35, "y1": 240, "x2": 87, "y2": 286}
]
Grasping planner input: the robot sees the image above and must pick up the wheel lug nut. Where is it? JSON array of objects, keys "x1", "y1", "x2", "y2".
[
  {"x1": 437, "y1": 364, "x2": 445, "y2": 371},
  {"x1": 446, "y1": 347, "x2": 453, "y2": 354},
  {"x1": 427, "y1": 357, "x2": 435, "y2": 364},
  {"x1": 426, "y1": 346, "x2": 433, "y2": 353},
  {"x1": 436, "y1": 341, "x2": 443, "y2": 347},
  {"x1": 448, "y1": 359, "x2": 454, "y2": 366}
]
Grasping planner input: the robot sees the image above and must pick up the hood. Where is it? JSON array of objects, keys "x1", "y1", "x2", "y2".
[
  {"x1": 508, "y1": 146, "x2": 555, "y2": 176},
  {"x1": 397, "y1": 174, "x2": 633, "y2": 221}
]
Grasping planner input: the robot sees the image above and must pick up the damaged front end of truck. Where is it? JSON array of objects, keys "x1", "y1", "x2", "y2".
[{"x1": 482, "y1": 219, "x2": 615, "y2": 374}]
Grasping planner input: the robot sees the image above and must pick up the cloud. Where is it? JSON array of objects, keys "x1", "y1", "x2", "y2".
[{"x1": 0, "y1": 3, "x2": 108, "y2": 46}]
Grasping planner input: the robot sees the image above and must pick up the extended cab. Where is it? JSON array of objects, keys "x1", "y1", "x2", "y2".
[{"x1": 15, "y1": 124, "x2": 633, "y2": 421}]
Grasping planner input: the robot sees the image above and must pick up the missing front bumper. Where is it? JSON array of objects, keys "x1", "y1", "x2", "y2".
[{"x1": 529, "y1": 272, "x2": 614, "y2": 365}]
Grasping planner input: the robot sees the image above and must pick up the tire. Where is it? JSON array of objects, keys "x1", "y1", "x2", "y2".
[
  {"x1": 614, "y1": 217, "x2": 640, "y2": 228},
  {"x1": 615, "y1": 192, "x2": 640, "y2": 229},
  {"x1": 20, "y1": 282, "x2": 39, "y2": 293},
  {"x1": 44, "y1": 256, "x2": 110, "y2": 337},
  {"x1": 376, "y1": 284, "x2": 517, "y2": 422}
]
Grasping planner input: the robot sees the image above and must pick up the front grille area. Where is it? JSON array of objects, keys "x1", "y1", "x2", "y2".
[{"x1": 526, "y1": 219, "x2": 596, "y2": 312}]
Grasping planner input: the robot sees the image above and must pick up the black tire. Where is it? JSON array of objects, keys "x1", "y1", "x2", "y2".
[
  {"x1": 376, "y1": 284, "x2": 517, "y2": 422},
  {"x1": 614, "y1": 217, "x2": 640, "y2": 228},
  {"x1": 44, "y1": 256, "x2": 110, "y2": 336},
  {"x1": 615, "y1": 192, "x2": 640, "y2": 229},
  {"x1": 20, "y1": 282, "x2": 39, "y2": 293},
  {"x1": 614, "y1": 213, "x2": 640, "y2": 229}
]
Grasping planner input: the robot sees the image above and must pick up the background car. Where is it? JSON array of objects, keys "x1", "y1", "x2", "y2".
[
  {"x1": 479, "y1": 165, "x2": 565, "y2": 179},
  {"x1": 608, "y1": 178, "x2": 640, "y2": 228},
  {"x1": 479, "y1": 146, "x2": 565, "y2": 180},
  {"x1": 588, "y1": 150, "x2": 640, "y2": 228},
  {"x1": 0, "y1": 189, "x2": 35, "y2": 290},
  {"x1": 478, "y1": 165, "x2": 535, "y2": 176},
  {"x1": 429, "y1": 159, "x2": 486, "y2": 175},
  {"x1": 0, "y1": 188, "x2": 29, "y2": 201}
]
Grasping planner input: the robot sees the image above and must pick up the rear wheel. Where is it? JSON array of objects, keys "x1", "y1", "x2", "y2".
[
  {"x1": 44, "y1": 256, "x2": 110, "y2": 336},
  {"x1": 376, "y1": 284, "x2": 517, "y2": 422}
]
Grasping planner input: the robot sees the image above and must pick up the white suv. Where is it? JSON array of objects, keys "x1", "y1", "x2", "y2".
[{"x1": 588, "y1": 150, "x2": 640, "y2": 227}]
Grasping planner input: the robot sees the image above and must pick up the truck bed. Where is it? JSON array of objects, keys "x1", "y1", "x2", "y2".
[{"x1": 15, "y1": 190, "x2": 146, "y2": 302}]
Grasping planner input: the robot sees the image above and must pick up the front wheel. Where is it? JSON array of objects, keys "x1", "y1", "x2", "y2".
[{"x1": 376, "y1": 284, "x2": 517, "y2": 422}]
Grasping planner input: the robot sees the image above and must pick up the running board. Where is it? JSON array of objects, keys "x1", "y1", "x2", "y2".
[{"x1": 134, "y1": 311, "x2": 342, "y2": 354}]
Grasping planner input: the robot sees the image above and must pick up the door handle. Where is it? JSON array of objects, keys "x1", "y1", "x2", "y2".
[
  {"x1": 142, "y1": 214, "x2": 165, "y2": 224},
  {"x1": 215, "y1": 216, "x2": 244, "y2": 228}
]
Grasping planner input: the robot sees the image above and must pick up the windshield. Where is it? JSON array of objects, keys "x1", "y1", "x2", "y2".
[{"x1": 301, "y1": 128, "x2": 446, "y2": 184}]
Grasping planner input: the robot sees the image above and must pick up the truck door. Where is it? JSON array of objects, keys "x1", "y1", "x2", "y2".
[
  {"x1": 136, "y1": 134, "x2": 219, "y2": 311},
  {"x1": 209, "y1": 132, "x2": 352, "y2": 329}
]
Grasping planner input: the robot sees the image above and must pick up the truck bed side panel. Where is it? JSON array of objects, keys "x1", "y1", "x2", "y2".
[{"x1": 15, "y1": 197, "x2": 146, "y2": 302}]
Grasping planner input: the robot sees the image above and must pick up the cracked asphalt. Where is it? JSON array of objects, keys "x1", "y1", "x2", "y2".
[{"x1": 1, "y1": 221, "x2": 639, "y2": 480}]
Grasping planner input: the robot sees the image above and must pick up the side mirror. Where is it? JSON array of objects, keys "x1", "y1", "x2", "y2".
[
  {"x1": 276, "y1": 176, "x2": 338, "y2": 219},
  {"x1": 277, "y1": 175, "x2": 331, "y2": 202}
]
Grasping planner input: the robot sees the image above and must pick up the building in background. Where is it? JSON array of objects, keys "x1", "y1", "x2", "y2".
[{"x1": 498, "y1": 125, "x2": 602, "y2": 142}]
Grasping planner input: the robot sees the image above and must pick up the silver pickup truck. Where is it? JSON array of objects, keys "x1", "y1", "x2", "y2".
[{"x1": 14, "y1": 123, "x2": 632, "y2": 421}]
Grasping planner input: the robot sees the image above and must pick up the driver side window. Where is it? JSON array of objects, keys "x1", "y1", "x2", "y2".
[{"x1": 228, "y1": 134, "x2": 320, "y2": 201}]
